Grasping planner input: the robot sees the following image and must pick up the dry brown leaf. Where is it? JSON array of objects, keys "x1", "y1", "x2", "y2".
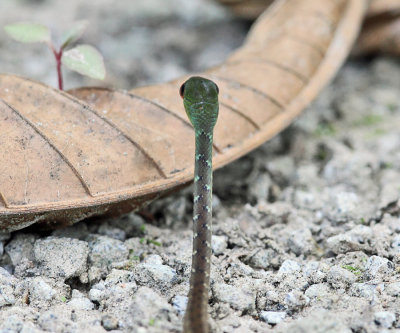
[
  {"x1": 0, "y1": 0, "x2": 369, "y2": 231},
  {"x1": 216, "y1": 0, "x2": 400, "y2": 55},
  {"x1": 354, "y1": 0, "x2": 400, "y2": 56},
  {"x1": 354, "y1": 16, "x2": 400, "y2": 56}
]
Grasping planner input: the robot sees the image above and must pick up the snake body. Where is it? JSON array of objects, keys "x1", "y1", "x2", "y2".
[{"x1": 180, "y1": 77, "x2": 219, "y2": 333}]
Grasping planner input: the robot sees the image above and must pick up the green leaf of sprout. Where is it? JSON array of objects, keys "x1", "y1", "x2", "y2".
[
  {"x1": 62, "y1": 44, "x2": 105, "y2": 80},
  {"x1": 60, "y1": 20, "x2": 88, "y2": 50},
  {"x1": 4, "y1": 22, "x2": 51, "y2": 43}
]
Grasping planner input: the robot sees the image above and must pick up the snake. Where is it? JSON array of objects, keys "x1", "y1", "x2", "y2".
[{"x1": 180, "y1": 77, "x2": 219, "y2": 333}]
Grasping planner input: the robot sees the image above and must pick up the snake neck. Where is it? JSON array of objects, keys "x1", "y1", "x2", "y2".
[{"x1": 183, "y1": 129, "x2": 214, "y2": 333}]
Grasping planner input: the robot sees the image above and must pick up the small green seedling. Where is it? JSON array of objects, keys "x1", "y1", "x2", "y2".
[{"x1": 4, "y1": 21, "x2": 105, "y2": 90}]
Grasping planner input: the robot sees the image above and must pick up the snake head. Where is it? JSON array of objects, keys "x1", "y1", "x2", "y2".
[{"x1": 180, "y1": 76, "x2": 219, "y2": 132}]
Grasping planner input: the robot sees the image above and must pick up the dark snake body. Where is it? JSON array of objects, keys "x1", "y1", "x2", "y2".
[{"x1": 180, "y1": 77, "x2": 219, "y2": 333}]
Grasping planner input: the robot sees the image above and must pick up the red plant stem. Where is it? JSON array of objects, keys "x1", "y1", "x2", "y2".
[
  {"x1": 55, "y1": 50, "x2": 63, "y2": 90},
  {"x1": 48, "y1": 43, "x2": 64, "y2": 90}
]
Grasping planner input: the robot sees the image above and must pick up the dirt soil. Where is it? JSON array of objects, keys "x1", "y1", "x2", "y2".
[{"x1": 0, "y1": 0, "x2": 399, "y2": 332}]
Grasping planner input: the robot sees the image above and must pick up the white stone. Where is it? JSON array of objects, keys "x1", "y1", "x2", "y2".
[
  {"x1": 260, "y1": 311, "x2": 286, "y2": 325},
  {"x1": 278, "y1": 260, "x2": 301, "y2": 274},
  {"x1": 374, "y1": 311, "x2": 396, "y2": 328},
  {"x1": 29, "y1": 277, "x2": 56, "y2": 302},
  {"x1": 211, "y1": 235, "x2": 228, "y2": 256},
  {"x1": 365, "y1": 256, "x2": 394, "y2": 279},
  {"x1": 213, "y1": 283, "x2": 255, "y2": 312},
  {"x1": 143, "y1": 254, "x2": 163, "y2": 265}
]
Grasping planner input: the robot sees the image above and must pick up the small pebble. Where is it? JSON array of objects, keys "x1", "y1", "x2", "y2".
[
  {"x1": 129, "y1": 287, "x2": 177, "y2": 328},
  {"x1": 327, "y1": 266, "x2": 357, "y2": 289},
  {"x1": 102, "y1": 314, "x2": 119, "y2": 331},
  {"x1": 278, "y1": 260, "x2": 301, "y2": 274},
  {"x1": 364, "y1": 256, "x2": 394, "y2": 280},
  {"x1": 374, "y1": 311, "x2": 396, "y2": 328},
  {"x1": 88, "y1": 288, "x2": 104, "y2": 302},
  {"x1": 287, "y1": 228, "x2": 315, "y2": 256},
  {"x1": 305, "y1": 283, "x2": 331, "y2": 299},
  {"x1": 2, "y1": 315, "x2": 23, "y2": 332},
  {"x1": 33, "y1": 237, "x2": 88, "y2": 281},
  {"x1": 143, "y1": 254, "x2": 163, "y2": 265},
  {"x1": 391, "y1": 235, "x2": 400, "y2": 252},
  {"x1": 249, "y1": 249, "x2": 273, "y2": 269},
  {"x1": 385, "y1": 282, "x2": 400, "y2": 296},
  {"x1": 68, "y1": 290, "x2": 94, "y2": 310},
  {"x1": 134, "y1": 263, "x2": 177, "y2": 289},
  {"x1": 213, "y1": 283, "x2": 255, "y2": 312},
  {"x1": 88, "y1": 235, "x2": 129, "y2": 271},
  {"x1": 98, "y1": 224, "x2": 126, "y2": 241},
  {"x1": 171, "y1": 295, "x2": 188, "y2": 316},
  {"x1": 5, "y1": 234, "x2": 37, "y2": 266},
  {"x1": 212, "y1": 235, "x2": 228, "y2": 256},
  {"x1": 260, "y1": 311, "x2": 286, "y2": 325},
  {"x1": 326, "y1": 225, "x2": 373, "y2": 254},
  {"x1": 29, "y1": 277, "x2": 56, "y2": 302},
  {"x1": 0, "y1": 268, "x2": 16, "y2": 307},
  {"x1": 284, "y1": 291, "x2": 310, "y2": 310},
  {"x1": 349, "y1": 283, "x2": 377, "y2": 298}
]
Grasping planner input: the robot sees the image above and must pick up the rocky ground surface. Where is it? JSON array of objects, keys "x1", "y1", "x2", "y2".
[{"x1": 1, "y1": 0, "x2": 400, "y2": 332}]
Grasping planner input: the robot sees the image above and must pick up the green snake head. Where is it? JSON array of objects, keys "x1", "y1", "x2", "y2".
[{"x1": 180, "y1": 76, "x2": 219, "y2": 133}]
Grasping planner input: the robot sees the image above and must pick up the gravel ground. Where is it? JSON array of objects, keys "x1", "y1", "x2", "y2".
[{"x1": 1, "y1": 1, "x2": 400, "y2": 332}]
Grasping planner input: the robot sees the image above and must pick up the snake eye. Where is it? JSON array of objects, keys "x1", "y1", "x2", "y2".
[
  {"x1": 215, "y1": 84, "x2": 219, "y2": 95},
  {"x1": 179, "y1": 83, "x2": 185, "y2": 98}
]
